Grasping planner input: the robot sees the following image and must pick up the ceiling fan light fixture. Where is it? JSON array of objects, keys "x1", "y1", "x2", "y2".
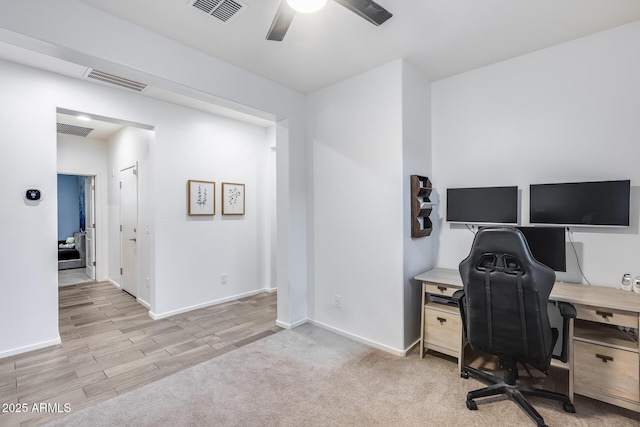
[{"x1": 287, "y1": 0, "x2": 327, "y2": 13}]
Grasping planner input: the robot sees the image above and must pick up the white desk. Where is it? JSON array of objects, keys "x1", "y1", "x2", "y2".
[{"x1": 415, "y1": 268, "x2": 640, "y2": 413}]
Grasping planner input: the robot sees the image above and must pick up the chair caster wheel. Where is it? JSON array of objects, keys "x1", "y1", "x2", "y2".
[
  {"x1": 466, "y1": 399, "x2": 478, "y2": 410},
  {"x1": 562, "y1": 402, "x2": 576, "y2": 413},
  {"x1": 460, "y1": 371, "x2": 469, "y2": 379}
]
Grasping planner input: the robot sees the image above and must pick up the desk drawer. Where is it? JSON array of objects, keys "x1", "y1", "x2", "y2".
[
  {"x1": 424, "y1": 303, "x2": 461, "y2": 352},
  {"x1": 574, "y1": 341, "x2": 639, "y2": 403},
  {"x1": 424, "y1": 283, "x2": 459, "y2": 298},
  {"x1": 575, "y1": 304, "x2": 638, "y2": 329}
]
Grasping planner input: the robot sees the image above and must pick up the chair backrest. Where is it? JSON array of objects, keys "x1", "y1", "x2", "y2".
[{"x1": 459, "y1": 227, "x2": 556, "y2": 370}]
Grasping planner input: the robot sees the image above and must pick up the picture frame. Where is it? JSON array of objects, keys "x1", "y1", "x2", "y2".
[
  {"x1": 188, "y1": 180, "x2": 215, "y2": 216},
  {"x1": 222, "y1": 182, "x2": 245, "y2": 215}
]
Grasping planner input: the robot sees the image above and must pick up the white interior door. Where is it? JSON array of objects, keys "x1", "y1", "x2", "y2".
[
  {"x1": 120, "y1": 165, "x2": 138, "y2": 297},
  {"x1": 84, "y1": 176, "x2": 96, "y2": 280}
]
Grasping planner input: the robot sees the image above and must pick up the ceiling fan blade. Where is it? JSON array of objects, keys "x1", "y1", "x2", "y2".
[
  {"x1": 266, "y1": 1, "x2": 296, "y2": 41},
  {"x1": 334, "y1": 0, "x2": 392, "y2": 26}
]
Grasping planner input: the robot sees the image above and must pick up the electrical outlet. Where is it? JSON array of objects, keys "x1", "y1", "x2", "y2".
[
  {"x1": 334, "y1": 294, "x2": 341, "y2": 308},
  {"x1": 221, "y1": 274, "x2": 227, "y2": 285}
]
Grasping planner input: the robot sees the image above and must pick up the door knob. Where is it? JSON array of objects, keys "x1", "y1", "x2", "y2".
[{"x1": 129, "y1": 238, "x2": 137, "y2": 242}]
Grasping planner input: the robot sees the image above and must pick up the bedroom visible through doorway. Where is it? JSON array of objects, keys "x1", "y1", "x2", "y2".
[{"x1": 57, "y1": 173, "x2": 96, "y2": 287}]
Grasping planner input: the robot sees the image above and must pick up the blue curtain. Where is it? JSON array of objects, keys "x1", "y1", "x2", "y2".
[{"x1": 78, "y1": 176, "x2": 86, "y2": 232}]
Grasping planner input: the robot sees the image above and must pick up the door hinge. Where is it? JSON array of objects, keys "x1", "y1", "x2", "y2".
[
  {"x1": 133, "y1": 169, "x2": 137, "y2": 175},
  {"x1": 119, "y1": 181, "x2": 122, "y2": 189},
  {"x1": 120, "y1": 268, "x2": 123, "y2": 275},
  {"x1": 93, "y1": 261, "x2": 96, "y2": 267},
  {"x1": 92, "y1": 185, "x2": 95, "y2": 190},
  {"x1": 93, "y1": 223, "x2": 96, "y2": 229},
  {"x1": 120, "y1": 225, "x2": 123, "y2": 232}
]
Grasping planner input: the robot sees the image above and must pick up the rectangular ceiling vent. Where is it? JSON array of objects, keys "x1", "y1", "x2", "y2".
[
  {"x1": 189, "y1": 0, "x2": 245, "y2": 23},
  {"x1": 85, "y1": 69, "x2": 148, "y2": 92},
  {"x1": 57, "y1": 123, "x2": 93, "y2": 137}
]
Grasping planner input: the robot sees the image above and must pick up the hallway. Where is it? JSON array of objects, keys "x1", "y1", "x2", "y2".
[{"x1": 0, "y1": 282, "x2": 279, "y2": 426}]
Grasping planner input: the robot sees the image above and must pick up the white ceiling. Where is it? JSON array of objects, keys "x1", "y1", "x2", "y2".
[{"x1": 75, "y1": 0, "x2": 640, "y2": 93}]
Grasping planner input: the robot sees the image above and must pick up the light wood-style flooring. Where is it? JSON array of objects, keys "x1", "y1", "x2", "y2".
[{"x1": 0, "y1": 282, "x2": 280, "y2": 426}]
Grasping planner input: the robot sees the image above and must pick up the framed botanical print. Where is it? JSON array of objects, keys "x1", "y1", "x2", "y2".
[
  {"x1": 188, "y1": 180, "x2": 215, "y2": 216},
  {"x1": 222, "y1": 182, "x2": 245, "y2": 215}
]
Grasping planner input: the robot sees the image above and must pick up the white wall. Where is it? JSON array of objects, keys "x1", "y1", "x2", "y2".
[
  {"x1": 308, "y1": 60, "x2": 435, "y2": 353},
  {"x1": 57, "y1": 134, "x2": 109, "y2": 282},
  {"x1": 0, "y1": 61, "x2": 60, "y2": 357},
  {"x1": 401, "y1": 62, "x2": 434, "y2": 346},
  {"x1": 432, "y1": 21, "x2": 640, "y2": 287},
  {"x1": 106, "y1": 127, "x2": 152, "y2": 305},
  {"x1": 0, "y1": 0, "x2": 309, "y2": 329},
  {"x1": 261, "y1": 127, "x2": 278, "y2": 291},
  {"x1": 309, "y1": 60, "x2": 406, "y2": 352},
  {"x1": 150, "y1": 109, "x2": 272, "y2": 317}
]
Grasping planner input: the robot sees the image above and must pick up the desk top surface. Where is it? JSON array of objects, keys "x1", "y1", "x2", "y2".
[{"x1": 415, "y1": 268, "x2": 640, "y2": 313}]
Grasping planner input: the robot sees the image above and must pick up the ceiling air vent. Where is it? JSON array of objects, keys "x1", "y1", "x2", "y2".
[
  {"x1": 189, "y1": 0, "x2": 245, "y2": 23},
  {"x1": 85, "y1": 69, "x2": 148, "y2": 92},
  {"x1": 57, "y1": 123, "x2": 94, "y2": 137}
]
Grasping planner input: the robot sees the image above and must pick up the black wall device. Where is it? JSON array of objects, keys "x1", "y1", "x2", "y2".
[{"x1": 25, "y1": 188, "x2": 42, "y2": 201}]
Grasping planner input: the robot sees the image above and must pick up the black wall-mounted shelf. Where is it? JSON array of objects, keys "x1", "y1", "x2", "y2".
[{"x1": 411, "y1": 175, "x2": 433, "y2": 238}]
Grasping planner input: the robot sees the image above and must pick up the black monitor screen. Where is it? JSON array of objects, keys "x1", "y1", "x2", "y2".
[
  {"x1": 447, "y1": 186, "x2": 518, "y2": 224},
  {"x1": 530, "y1": 180, "x2": 630, "y2": 226},
  {"x1": 517, "y1": 227, "x2": 566, "y2": 272}
]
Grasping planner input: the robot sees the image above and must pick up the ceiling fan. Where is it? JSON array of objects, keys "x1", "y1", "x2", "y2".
[{"x1": 267, "y1": 0, "x2": 393, "y2": 41}]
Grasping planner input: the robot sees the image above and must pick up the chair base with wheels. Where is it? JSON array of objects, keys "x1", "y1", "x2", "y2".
[{"x1": 461, "y1": 359, "x2": 575, "y2": 427}]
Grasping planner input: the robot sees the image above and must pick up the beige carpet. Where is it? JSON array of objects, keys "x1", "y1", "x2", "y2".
[{"x1": 45, "y1": 325, "x2": 639, "y2": 426}]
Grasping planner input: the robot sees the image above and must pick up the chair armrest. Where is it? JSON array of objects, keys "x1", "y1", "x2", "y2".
[
  {"x1": 452, "y1": 289, "x2": 464, "y2": 304},
  {"x1": 452, "y1": 290, "x2": 467, "y2": 340},
  {"x1": 557, "y1": 301, "x2": 576, "y2": 319},
  {"x1": 553, "y1": 301, "x2": 576, "y2": 363}
]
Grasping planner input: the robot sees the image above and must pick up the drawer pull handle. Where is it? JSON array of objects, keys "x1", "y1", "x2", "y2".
[
  {"x1": 436, "y1": 317, "x2": 447, "y2": 324},
  {"x1": 595, "y1": 310, "x2": 613, "y2": 319},
  {"x1": 437, "y1": 286, "x2": 447, "y2": 292},
  {"x1": 595, "y1": 354, "x2": 614, "y2": 363}
]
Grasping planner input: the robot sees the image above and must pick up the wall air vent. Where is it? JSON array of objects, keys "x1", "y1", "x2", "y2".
[
  {"x1": 57, "y1": 123, "x2": 93, "y2": 137},
  {"x1": 189, "y1": 0, "x2": 245, "y2": 23},
  {"x1": 85, "y1": 69, "x2": 148, "y2": 92}
]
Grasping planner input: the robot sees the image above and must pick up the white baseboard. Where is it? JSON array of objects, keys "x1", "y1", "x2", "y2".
[
  {"x1": 0, "y1": 337, "x2": 61, "y2": 359},
  {"x1": 149, "y1": 288, "x2": 270, "y2": 320},
  {"x1": 307, "y1": 320, "x2": 407, "y2": 357},
  {"x1": 106, "y1": 278, "x2": 120, "y2": 289},
  {"x1": 275, "y1": 317, "x2": 307, "y2": 329},
  {"x1": 107, "y1": 279, "x2": 150, "y2": 309},
  {"x1": 265, "y1": 287, "x2": 277, "y2": 294}
]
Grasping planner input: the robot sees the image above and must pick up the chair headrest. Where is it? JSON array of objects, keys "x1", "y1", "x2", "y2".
[{"x1": 466, "y1": 227, "x2": 541, "y2": 275}]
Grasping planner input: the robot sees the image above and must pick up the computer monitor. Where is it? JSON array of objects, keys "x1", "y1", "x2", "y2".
[
  {"x1": 517, "y1": 226, "x2": 566, "y2": 272},
  {"x1": 446, "y1": 186, "x2": 518, "y2": 224},
  {"x1": 530, "y1": 180, "x2": 630, "y2": 227}
]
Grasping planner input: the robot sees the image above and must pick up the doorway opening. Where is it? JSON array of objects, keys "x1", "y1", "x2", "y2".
[
  {"x1": 56, "y1": 109, "x2": 153, "y2": 309},
  {"x1": 57, "y1": 173, "x2": 96, "y2": 287},
  {"x1": 56, "y1": 104, "x2": 279, "y2": 320}
]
